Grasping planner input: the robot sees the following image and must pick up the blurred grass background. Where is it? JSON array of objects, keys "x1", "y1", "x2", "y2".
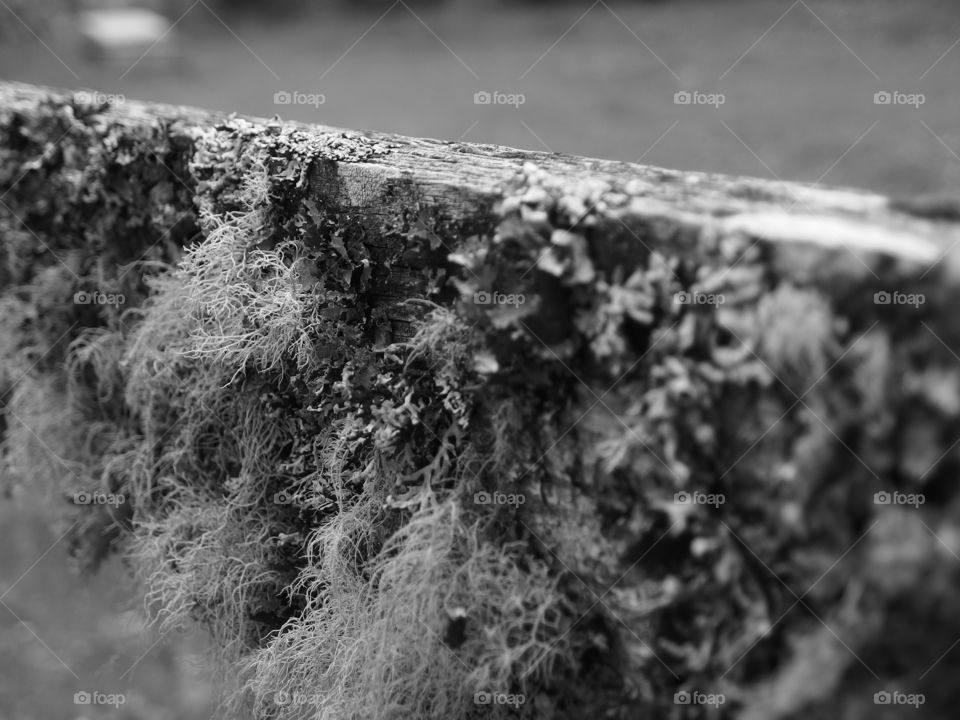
[
  {"x1": 0, "y1": 494, "x2": 214, "y2": 719},
  {"x1": 2, "y1": 0, "x2": 960, "y2": 196},
  {"x1": 1, "y1": 0, "x2": 960, "y2": 717}
]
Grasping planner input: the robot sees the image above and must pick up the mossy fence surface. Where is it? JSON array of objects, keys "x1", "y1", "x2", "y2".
[{"x1": 2, "y1": 79, "x2": 960, "y2": 719}]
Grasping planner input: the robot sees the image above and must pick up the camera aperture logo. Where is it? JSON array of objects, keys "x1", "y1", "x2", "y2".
[
  {"x1": 873, "y1": 290, "x2": 924, "y2": 308},
  {"x1": 473, "y1": 290, "x2": 525, "y2": 306},
  {"x1": 874, "y1": 490, "x2": 924, "y2": 509},
  {"x1": 674, "y1": 690, "x2": 725, "y2": 708},
  {"x1": 274, "y1": 90, "x2": 325, "y2": 108},
  {"x1": 474, "y1": 490, "x2": 525, "y2": 507},
  {"x1": 874, "y1": 90, "x2": 925, "y2": 108},
  {"x1": 74, "y1": 290, "x2": 125, "y2": 306},
  {"x1": 474, "y1": 691, "x2": 525, "y2": 707},
  {"x1": 675, "y1": 291, "x2": 724, "y2": 306},
  {"x1": 474, "y1": 90, "x2": 525, "y2": 108},
  {"x1": 74, "y1": 691, "x2": 126, "y2": 708},
  {"x1": 874, "y1": 690, "x2": 925, "y2": 708},
  {"x1": 273, "y1": 490, "x2": 296, "y2": 505},
  {"x1": 674, "y1": 90, "x2": 725, "y2": 108},
  {"x1": 73, "y1": 90, "x2": 125, "y2": 106},
  {"x1": 674, "y1": 490, "x2": 725, "y2": 508}
]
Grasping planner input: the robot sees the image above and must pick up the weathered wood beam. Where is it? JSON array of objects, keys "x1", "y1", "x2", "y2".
[{"x1": 3, "y1": 80, "x2": 960, "y2": 720}]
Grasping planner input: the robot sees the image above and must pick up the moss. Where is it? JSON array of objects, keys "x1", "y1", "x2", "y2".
[
  {"x1": 4, "y1": 92, "x2": 960, "y2": 720},
  {"x1": 241, "y1": 497, "x2": 570, "y2": 719},
  {"x1": 5, "y1": 129, "x2": 577, "y2": 718}
]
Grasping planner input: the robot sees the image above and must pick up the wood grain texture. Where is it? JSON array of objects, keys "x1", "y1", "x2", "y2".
[
  {"x1": 2, "y1": 79, "x2": 956, "y2": 272},
  {"x1": 4, "y1": 80, "x2": 960, "y2": 720}
]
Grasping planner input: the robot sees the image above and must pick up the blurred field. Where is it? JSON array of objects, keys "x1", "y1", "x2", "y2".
[
  {"x1": 1, "y1": 0, "x2": 960, "y2": 196},
  {"x1": 0, "y1": 486, "x2": 214, "y2": 719},
  {"x1": 2, "y1": 0, "x2": 960, "y2": 717}
]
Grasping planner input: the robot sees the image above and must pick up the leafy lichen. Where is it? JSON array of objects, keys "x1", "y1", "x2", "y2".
[{"x1": 3, "y1": 90, "x2": 960, "y2": 720}]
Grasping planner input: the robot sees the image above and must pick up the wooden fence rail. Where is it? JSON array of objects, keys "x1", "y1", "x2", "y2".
[{"x1": 2, "y1": 80, "x2": 960, "y2": 720}]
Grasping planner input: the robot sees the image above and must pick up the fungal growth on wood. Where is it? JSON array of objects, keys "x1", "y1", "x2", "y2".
[{"x1": 3, "y1": 81, "x2": 960, "y2": 719}]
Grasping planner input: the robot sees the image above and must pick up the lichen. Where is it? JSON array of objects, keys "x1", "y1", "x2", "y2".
[{"x1": 3, "y1": 88, "x2": 960, "y2": 720}]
